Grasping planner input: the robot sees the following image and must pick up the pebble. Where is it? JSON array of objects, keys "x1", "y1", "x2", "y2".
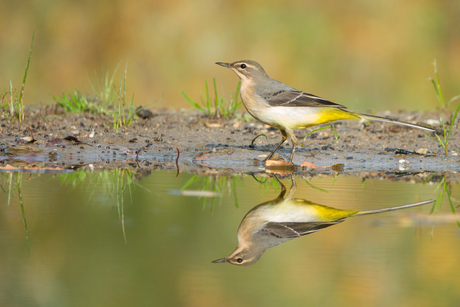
[{"x1": 426, "y1": 119, "x2": 441, "y2": 126}]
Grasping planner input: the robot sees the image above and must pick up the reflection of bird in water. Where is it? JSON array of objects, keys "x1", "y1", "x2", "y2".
[{"x1": 213, "y1": 175, "x2": 433, "y2": 266}]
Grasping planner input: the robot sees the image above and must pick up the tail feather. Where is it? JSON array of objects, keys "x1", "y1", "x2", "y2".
[
  {"x1": 359, "y1": 113, "x2": 435, "y2": 132},
  {"x1": 356, "y1": 200, "x2": 434, "y2": 216}
]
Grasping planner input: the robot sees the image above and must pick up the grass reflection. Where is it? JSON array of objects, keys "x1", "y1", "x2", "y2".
[
  {"x1": 1, "y1": 172, "x2": 30, "y2": 254},
  {"x1": 430, "y1": 173, "x2": 460, "y2": 228},
  {"x1": 180, "y1": 175, "x2": 244, "y2": 210},
  {"x1": 59, "y1": 168, "x2": 150, "y2": 242},
  {"x1": 252, "y1": 173, "x2": 333, "y2": 196}
]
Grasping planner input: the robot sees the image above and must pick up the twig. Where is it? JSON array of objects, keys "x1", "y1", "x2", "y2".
[{"x1": 175, "y1": 147, "x2": 180, "y2": 177}]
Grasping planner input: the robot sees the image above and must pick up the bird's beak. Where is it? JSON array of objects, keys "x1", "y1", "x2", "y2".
[
  {"x1": 216, "y1": 62, "x2": 231, "y2": 68},
  {"x1": 211, "y1": 257, "x2": 227, "y2": 263}
]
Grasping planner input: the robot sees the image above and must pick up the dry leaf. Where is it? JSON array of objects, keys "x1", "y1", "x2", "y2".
[
  {"x1": 265, "y1": 160, "x2": 293, "y2": 167},
  {"x1": 299, "y1": 161, "x2": 328, "y2": 168},
  {"x1": 194, "y1": 154, "x2": 214, "y2": 161},
  {"x1": 205, "y1": 123, "x2": 223, "y2": 128}
]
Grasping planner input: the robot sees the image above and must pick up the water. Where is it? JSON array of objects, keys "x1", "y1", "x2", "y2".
[{"x1": 1, "y1": 170, "x2": 459, "y2": 306}]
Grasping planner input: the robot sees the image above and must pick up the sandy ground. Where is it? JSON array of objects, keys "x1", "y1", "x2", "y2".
[{"x1": 1, "y1": 106, "x2": 459, "y2": 182}]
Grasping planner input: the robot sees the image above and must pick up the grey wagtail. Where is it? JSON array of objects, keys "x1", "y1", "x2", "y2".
[
  {"x1": 216, "y1": 60, "x2": 435, "y2": 163},
  {"x1": 212, "y1": 175, "x2": 433, "y2": 266}
]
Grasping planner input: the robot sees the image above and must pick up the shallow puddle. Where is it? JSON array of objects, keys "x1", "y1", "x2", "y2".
[{"x1": 1, "y1": 169, "x2": 459, "y2": 306}]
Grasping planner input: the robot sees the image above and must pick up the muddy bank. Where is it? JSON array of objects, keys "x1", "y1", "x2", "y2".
[{"x1": 1, "y1": 107, "x2": 459, "y2": 180}]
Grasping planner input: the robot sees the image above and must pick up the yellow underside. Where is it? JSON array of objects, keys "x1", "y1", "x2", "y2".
[
  {"x1": 309, "y1": 203, "x2": 359, "y2": 222},
  {"x1": 314, "y1": 108, "x2": 361, "y2": 126}
]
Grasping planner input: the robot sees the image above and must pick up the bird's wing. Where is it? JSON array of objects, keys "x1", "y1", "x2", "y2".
[
  {"x1": 261, "y1": 220, "x2": 344, "y2": 239},
  {"x1": 265, "y1": 90, "x2": 346, "y2": 109}
]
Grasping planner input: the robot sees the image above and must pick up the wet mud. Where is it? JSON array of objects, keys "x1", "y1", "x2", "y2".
[{"x1": 1, "y1": 107, "x2": 459, "y2": 181}]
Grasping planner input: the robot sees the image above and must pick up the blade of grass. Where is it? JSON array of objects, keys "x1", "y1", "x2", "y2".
[
  {"x1": 16, "y1": 174, "x2": 30, "y2": 256},
  {"x1": 213, "y1": 78, "x2": 219, "y2": 117},
  {"x1": 9, "y1": 81, "x2": 14, "y2": 117},
  {"x1": 302, "y1": 125, "x2": 331, "y2": 146},
  {"x1": 17, "y1": 30, "x2": 34, "y2": 121},
  {"x1": 181, "y1": 91, "x2": 205, "y2": 112}
]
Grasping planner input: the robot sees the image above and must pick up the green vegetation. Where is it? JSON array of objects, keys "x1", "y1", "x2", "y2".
[
  {"x1": 113, "y1": 60, "x2": 137, "y2": 129},
  {"x1": 53, "y1": 89, "x2": 105, "y2": 113},
  {"x1": 304, "y1": 178, "x2": 329, "y2": 193},
  {"x1": 301, "y1": 125, "x2": 332, "y2": 146},
  {"x1": 53, "y1": 67, "x2": 121, "y2": 113},
  {"x1": 430, "y1": 106, "x2": 460, "y2": 157},
  {"x1": 429, "y1": 60, "x2": 460, "y2": 110},
  {"x1": 54, "y1": 60, "x2": 138, "y2": 129},
  {"x1": 251, "y1": 175, "x2": 281, "y2": 196},
  {"x1": 429, "y1": 173, "x2": 460, "y2": 229},
  {"x1": 1, "y1": 173, "x2": 30, "y2": 254},
  {"x1": 181, "y1": 78, "x2": 242, "y2": 118},
  {"x1": 1, "y1": 31, "x2": 34, "y2": 122},
  {"x1": 251, "y1": 134, "x2": 267, "y2": 146},
  {"x1": 59, "y1": 168, "x2": 150, "y2": 242},
  {"x1": 426, "y1": 60, "x2": 460, "y2": 157},
  {"x1": 180, "y1": 174, "x2": 243, "y2": 210},
  {"x1": 331, "y1": 124, "x2": 339, "y2": 141}
]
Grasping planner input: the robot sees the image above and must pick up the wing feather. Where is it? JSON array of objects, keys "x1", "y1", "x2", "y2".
[
  {"x1": 265, "y1": 90, "x2": 346, "y2": 109},
  {"x1": 261, "y1": 220, "x2": 344, "y2": 239}
]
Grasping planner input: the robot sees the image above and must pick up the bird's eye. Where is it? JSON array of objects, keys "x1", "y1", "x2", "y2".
[
  {"x1": 240, "y1": 64, "x2": 247, "y2": 69},
  {"x1": 236, "y1": 258, "x2": 243, "y2": 263}
]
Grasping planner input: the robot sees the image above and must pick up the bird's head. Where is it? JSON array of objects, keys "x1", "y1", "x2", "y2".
[
  {"x1": 216, "y1": 60, "x2": 269, "y2": 83},
  {"x1": 212, "y1": 245, "x2": 265, "y2": 267}
]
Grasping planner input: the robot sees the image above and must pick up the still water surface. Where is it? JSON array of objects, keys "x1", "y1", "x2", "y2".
[{"x1": 1, "y1": 170, "x2": 459, "y2": 306}]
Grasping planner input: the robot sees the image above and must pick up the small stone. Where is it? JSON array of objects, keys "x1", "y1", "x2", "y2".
[
  {"x1": 416, "y1": 148, "x2": 428, "y2": 155},
  {"x1": 426, "y1": 119, "x2": 441, "y2": 126}
]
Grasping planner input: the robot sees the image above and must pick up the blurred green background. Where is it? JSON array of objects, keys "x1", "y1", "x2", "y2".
[{"x1": 1, "y1": 0, "x2": 459, "y2": 111}]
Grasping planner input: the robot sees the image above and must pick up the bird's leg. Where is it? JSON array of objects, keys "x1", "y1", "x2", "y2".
[
  {"x1": 271, "y1": 174, "x2": 287, "y2": 199},
  {"x1": 263, "y1": 129, "x2": 288, "y2": 161},
  {"x1": 286, "y1": 174, "x2": 297, "y2": 199},
  {"x1": 286, "y1": 129, "x2": 297, "y2": 163}
]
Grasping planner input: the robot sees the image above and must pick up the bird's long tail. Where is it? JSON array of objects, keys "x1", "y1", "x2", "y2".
[
  {"x1": 358, "y1": 113, "x2": 435, "y2": 132},
  {"x1": 355, "y1": 200, "x2": 433, "y2": 216}
]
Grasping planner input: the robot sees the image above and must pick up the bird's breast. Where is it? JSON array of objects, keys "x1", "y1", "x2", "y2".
[{"x1": 240, "y1": 85, "x2": 273, "y2": 125}]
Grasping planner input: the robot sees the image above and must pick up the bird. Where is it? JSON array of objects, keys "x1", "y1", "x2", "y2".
[
  {"x1": 216, "y1": 60, "x2": 435, "y2": 163},
  {"x1": 212, "y1": 175, "x2": 433, "y2": 266}
]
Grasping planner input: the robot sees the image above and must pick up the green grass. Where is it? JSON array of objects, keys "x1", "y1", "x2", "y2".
[
  {"x1": 53, "y1": 60, "x2": 138, "y2": 129},
  {"x1": 113, "y1": 59, "x2": 137, "y2": 129},
  {"x1": 53, "y1": 89, "x2": 105, "y2": 113},
  {"x1": 181, "y1": 78, "x2": 242, "y2": 118},
  {"x1": 54, "y1": 68, "x2": 118, "y2": 113},
  {"x1": 426, "y1": 60, "x2": 460, "y2": 156},
  {"x1": 251, "y1": 134, "x2": 267, "y2": 146},
  {"x1": 1, "y1": 31, "x2": 34, "y2": 122},
  {"x1": 429, "y1": 60, "x2": 460, "y2": 110},
  {"x1": 301, "y1": 125, "x2": 332, "y2": 146},
  {"x1": 429, "y1": 105, "x2": 460, "y2": 157},
  {"x1": 53, "y1": 68, "x2": 116, "y2": 114}
]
